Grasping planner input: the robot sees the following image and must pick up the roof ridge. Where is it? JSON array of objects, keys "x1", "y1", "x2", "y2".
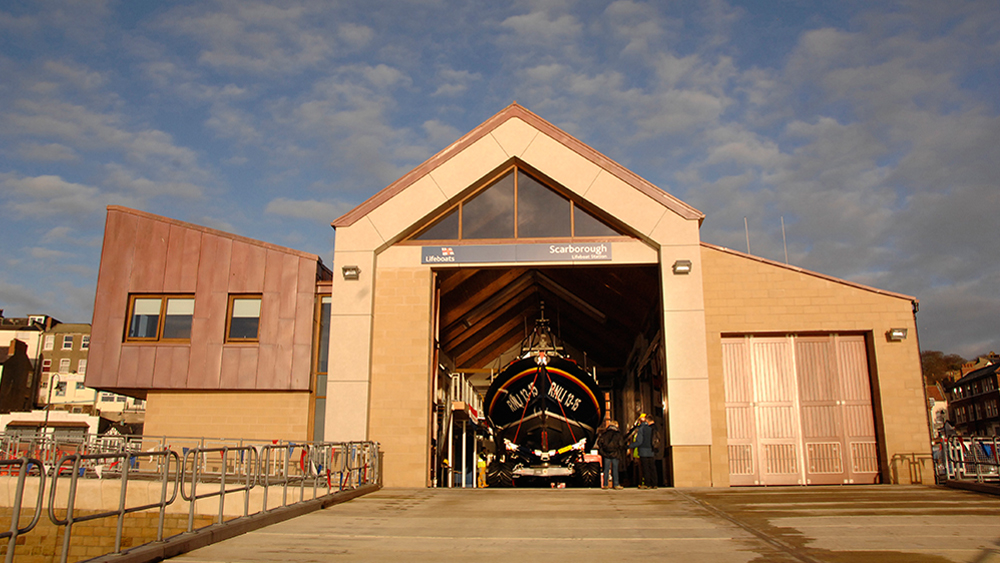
[{"x1": 332, "y1": 103, "x2": 703, "y2": 229}]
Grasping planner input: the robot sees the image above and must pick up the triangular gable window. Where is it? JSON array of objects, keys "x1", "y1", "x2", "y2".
[{"x1": 414, "y1": 166, "x2": 620, "y2": 241}]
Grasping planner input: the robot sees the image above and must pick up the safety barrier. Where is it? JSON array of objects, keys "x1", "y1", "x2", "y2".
[
  {"x1": 0, "y1": 436, "x2": 380, "y2": 563},
  {"x1": 934, "y1": 436, "x2": 1000, "y2": 483},
  {"x1": 49, "y1": 450, "x2": 181, "y2": 561},
  {"x1": 1, "y1": 458, "x2": 46, "y2": 563}
]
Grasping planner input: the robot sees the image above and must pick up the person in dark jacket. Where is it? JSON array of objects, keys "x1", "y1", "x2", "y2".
[
  {"x1": 596, "y1": 421, "x2": 624, "y2": 489},
  {"x1": 627, "y1": 414, "x2": 657, "y2": 489}
]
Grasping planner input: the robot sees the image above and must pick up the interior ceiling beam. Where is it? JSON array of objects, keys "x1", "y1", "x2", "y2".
[
  {"x1": 437, "y1": 267, "x2": 480, "y2": 295},
  {"x1": 439, "y1": 268, "x2": 526, "y2": 327},
  {"x1": 454, "y1": 308, "x2": 534, "y2": 368},
  {"x1": 441, "y1": 284, "x2": 538, "y2": 352},
  {"x1": 534, "y1": 271, "x2": 606, "y2": 323},
  {"x1": 438, "y1": 264, "x2": 660, "y2": 371},
  {"x1": 442, "y1": 271, "x2": 536, "y2": 336}
]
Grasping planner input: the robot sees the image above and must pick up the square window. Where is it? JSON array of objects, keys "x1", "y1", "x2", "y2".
[
  {"x1": 162, "y1": 298, "x2": 195, "y2": 339},
  {"x1": 126, "y1": 295, "x2": 195, "y2": 342},
  {"x1": 227, "y1": 296, "x2": 262, "y2": 341},
  {"x1": 128, "y1": 297, "x2": 162, "y2": 339},
  {"x1": 62, "y1": 335, "x2": 74, "y2": 350},
  {"x1": 75, "y1": 382, "x2": 86, "y2": 390},
  {"x1": 54, "y1": 382, "x2": 67, "y2": 397}
]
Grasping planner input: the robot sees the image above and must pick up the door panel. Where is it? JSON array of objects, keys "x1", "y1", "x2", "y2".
[
  {"x1": 722, "y1": 339, "x2": 756, "y2": 485},
  {"x1": 751, "y1": 337, "x2": 803, "y2": 485},
  {"x1": 723, "y1": 334, "x2": 879, "y2": 486}
]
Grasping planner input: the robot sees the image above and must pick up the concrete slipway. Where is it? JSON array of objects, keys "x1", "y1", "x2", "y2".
[{"x1": 170, "y1": 486, "x2": 1000, "y2": 563}]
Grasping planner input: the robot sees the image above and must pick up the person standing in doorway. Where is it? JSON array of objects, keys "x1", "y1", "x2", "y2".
[
  {"x1": 596, "y1": 421, "x2": 624, "y2": 489},
  {"x1": 628, "y1": 414, "x2": 657, "y2": 489}
]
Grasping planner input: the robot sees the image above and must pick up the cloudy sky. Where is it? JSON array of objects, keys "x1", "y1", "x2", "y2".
[{"x1": 0, "y1": 0, "x2": 997, "y2": 358}]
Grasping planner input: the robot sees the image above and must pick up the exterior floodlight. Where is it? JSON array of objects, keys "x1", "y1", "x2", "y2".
[
  {"x1": 672, "y1": 260, "x2": 693, "y2": 275},
  {"x1": 886, "y1": 328, "x2": 907, "y2": 341},
  {"x1": 341, "y1": 265, "x2": 361, "y2": 280}
]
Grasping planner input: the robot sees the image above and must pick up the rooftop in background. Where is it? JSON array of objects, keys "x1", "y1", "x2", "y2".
[
  {"x1": 0, "y1": 313, "x2": 61, "y2": 330},
  {"x1": 47, "y1": 323, "x2": 91, "y2": 333}
]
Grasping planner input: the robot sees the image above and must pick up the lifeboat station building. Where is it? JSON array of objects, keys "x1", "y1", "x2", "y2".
[{"x1": 87, "y1": 104, "x2": 931, "y2": 488}]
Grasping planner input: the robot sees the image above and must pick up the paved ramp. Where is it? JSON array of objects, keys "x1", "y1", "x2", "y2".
[{"x1": 171, "y1": 486, "x2": 1000, "y2": 563}]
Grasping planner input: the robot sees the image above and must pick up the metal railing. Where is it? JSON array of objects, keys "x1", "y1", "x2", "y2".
[
  {"x1": 0, "y1": 435, "x2": 381, "y2": 563},
  {"x1": 49, "y1": 449, "x2": 181, "y2": 560},
  {"x1": 934, "y1": 436, "x2": 1000, "y2": 483},
  {"x1": 1, "y1": 458, "x2": 46, "y2": 563}
]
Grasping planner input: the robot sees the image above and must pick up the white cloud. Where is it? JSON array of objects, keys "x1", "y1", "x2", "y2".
[
  {"x1": 501, "y1": 11, "x2": 583, "y2": 46},
  {"x1": 30, "y1": 247, "x2": 72, "y2": 260},
  {"x1": 264, "y1": 197, "x2": 351, "y2": 223},
  {"x1": 103, "y1": 164, "x2": 205, "y2": 200},
  {"x1": 432, "y1": 69, "x2": 481, "y2": 97},
  {"x1": 2, "y1": 175, "x2": 104, "y2": 217},
  {"x1": 42, "y1": 60, "x2": 107, "y2": 91},
  {"x1": 155, "y1": 1, "x2": 373, "y2": 75},
  {"x1": 423, "y1": 120, "x2": 461, "y2": 148},
  {"x1": 16, "y1": 142, "x2": 78, "y2": 162}
]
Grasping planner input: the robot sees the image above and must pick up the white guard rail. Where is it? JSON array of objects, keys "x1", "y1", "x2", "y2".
[{"x1": 933, "y1": 436, "x2": 1000, "y2": 483}]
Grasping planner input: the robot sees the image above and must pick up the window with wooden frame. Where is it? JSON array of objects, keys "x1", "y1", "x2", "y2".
[
  {"x1": 412, "y1": 164, "x2": 622, "y2": 241},
  {"x1": 62, "y1": 335, "x2": 74, "y2": 350},
  {"x1": 125, "y1": 295, "x2": 195, "y2": 342},
  {"x1": 226, "y1": 295, "x2": 262, "y2": 342}
]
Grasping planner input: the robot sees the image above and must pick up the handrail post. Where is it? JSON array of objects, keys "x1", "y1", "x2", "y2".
[
  {"x1": 114, "y1": 452, "x2": 131, "y2": 553},
  {"x1": 218, "y1": 447, "x2": 228, "y2": 525}
]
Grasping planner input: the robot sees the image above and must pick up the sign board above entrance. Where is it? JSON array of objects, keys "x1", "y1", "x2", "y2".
[{"x1": 421, "y1": 243, "x2": 612, "y2": 264}]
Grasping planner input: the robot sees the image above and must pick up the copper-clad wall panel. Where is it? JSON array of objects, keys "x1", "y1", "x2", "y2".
[
  {"x1": 219, "y1": 347, "x2": 241, "y2": 388},
  {"x1": 87, "y1": 210, "x2": 137, "y2": 389},
  {"x1": 118, "y1": 345, "x2": 140, "y2": 388},
  {"x1": 130, "y1": 218, "x2": 170, "y2": 291},
  {"x1": 163, "y1": 224, "x2": 202, "y2": 292},
  {"x1": 135, "y1": 346, "x2": 156, "y2": 388},
  {"x1": 88, "y1": 206, "x2": 323, "y2": 394},
  {"x1": 237, "y1": 347, "x2": 259, "y2": 388}
]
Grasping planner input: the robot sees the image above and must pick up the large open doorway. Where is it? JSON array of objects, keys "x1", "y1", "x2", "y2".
[{"x1": 428, "y1": 264, "x2": 667, "y2": 488}]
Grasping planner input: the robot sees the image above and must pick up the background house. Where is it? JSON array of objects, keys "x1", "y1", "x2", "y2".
[
  {"x1": 0, "y1": 339, "x2": 34, "y2": 413},
  {"x1": 946, "y1": 355, "x2": 1000, "y2": 436}
]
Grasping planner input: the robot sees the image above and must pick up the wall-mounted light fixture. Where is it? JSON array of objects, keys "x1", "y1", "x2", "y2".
[
  {"x1": 886, "y1": 328, "x2": 908, "y2": 341},
  {"x1": 672, "y1": 260, "x2": 693, "y2": 275},
  {"x1": 341, "y1": 265, "x2": 361, "y2": 280}
]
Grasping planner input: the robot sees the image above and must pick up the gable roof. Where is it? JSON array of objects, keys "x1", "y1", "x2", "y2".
[{"x1": 332, "y1": 102, "x2": 704, "y2": 229}]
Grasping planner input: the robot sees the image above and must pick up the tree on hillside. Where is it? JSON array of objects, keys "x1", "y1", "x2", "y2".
[{"x1": 921, "y1": 350, "x2": 966, "y2": 385}]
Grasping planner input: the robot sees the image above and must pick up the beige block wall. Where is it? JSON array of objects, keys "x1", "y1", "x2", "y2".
[
  {"x1": 144, "y1": 391, "x2": 312, "y2": 441},
  {"x1": 368, "y1": 267, "x2": 434, "y2": 487},
  {"x1": 671, "y1": 446, "x2": 713, "y2": 487},
  {"x1": 701, "y1": 246, "x2": 930, "y2": 486}
]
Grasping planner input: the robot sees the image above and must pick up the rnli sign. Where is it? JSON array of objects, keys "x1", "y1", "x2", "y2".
[{"x1": 421, "y1": 243, "x2": 611, "y2": 264}]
